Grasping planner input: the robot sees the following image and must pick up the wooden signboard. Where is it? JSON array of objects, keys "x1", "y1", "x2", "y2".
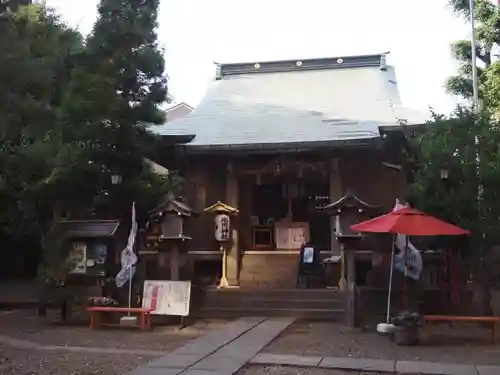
[
  {"x1": 142, "y1": 280, "x2": 191, "y2": 316},
  {"x1": 67, "y1": 242, "x2": 87, "y2": 274},
  {"x1": 275, "y1": 222, "x2": 309, "y2": 249}
]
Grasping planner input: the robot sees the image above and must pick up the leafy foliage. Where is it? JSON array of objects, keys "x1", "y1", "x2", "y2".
[
  {"x1": 408, "y1": 2, "x2": 500, "y2": 288},
  {"x1": 446, "y1": 0, "x2": 500, "y2": 116},
  {"x1": 0, "y1": 1, "x2": 178, "y2": 266},
  {"x1": 86, "y1": 0, "x2": 168, "y2": 125},
  {"x1": 408, "y1": 109, "x2": 479, "y2": 242},
  {"x1": 0, "y1": 0, "x2": 32, "y2": 16},
  {"x1": 44, "y1": 0, "x2": 174, "y2": 222},
  {"x1": 0, "y1": 4, "x2": 84, "y2": 236},
  {"x1": 408, "y1": 107, "x2": 500, "y2": 283}
]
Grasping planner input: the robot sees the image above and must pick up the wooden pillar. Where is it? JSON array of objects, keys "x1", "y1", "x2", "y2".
[
  {"x1": 329, "y1": 157, "x2": 342, "y2": 255},
  {"x1": 170, "y1": 245, "x2": 179, "y2": 281},
  {"x1": 239, "y1": 178, "x2": 252, "y2": 250},
  {"x1": 226, "y1": 161, "x2": 240, "y2": 286},
  {"x1": 329, "y1": 157, "x2": 345, "y2": 289}
]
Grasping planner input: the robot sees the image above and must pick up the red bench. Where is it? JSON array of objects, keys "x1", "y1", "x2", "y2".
[
  {"x1": 86, "y1": 306, "x2": 154, "y2": 332},
  {"x1": 423, "y1": 314, "x2": 500, "y2": 342}
]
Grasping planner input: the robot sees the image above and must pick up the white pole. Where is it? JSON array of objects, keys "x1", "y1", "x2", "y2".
[
  {"x1": 128, "y1": 268, "x2": 132, "y2": 316},
  {"x1": 470, "y1": 0, "x2": 485, "y2": 273},
  {"x1": 386, "y1": 235, "x2": 396, "y2": 323},
  {"x1": 470, "y1": 0, "x2": 480, "y2": 110},
  {"x1": 128, "y1": 201, "x2": 136, "y2": 316}
]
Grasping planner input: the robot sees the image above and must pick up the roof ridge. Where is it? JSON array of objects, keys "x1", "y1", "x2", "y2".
[
  {"x1": 166, "y1": 102, "x2": 194, "y2": 112},
  {"x1": 216, "y1": 53, "x2": 388, "y2": 78}
]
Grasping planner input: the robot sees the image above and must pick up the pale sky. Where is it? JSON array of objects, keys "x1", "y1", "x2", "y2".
[{"x1": 46, "y1": 0, "x2": 471, "y2": 114}]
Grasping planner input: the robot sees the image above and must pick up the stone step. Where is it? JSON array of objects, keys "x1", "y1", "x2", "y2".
[
  {"x1": 202, "y1": 288, "x2": 343, "y2": 299},
  {"x1": 202, "y1": 298, "x2": 343, "y2": 310},
  {"x1": 196, "y1": 307, "x2": 344, "y2": 320},
  {"x1": 193, "y1": 288, "x2": 345, "y2": 320}
]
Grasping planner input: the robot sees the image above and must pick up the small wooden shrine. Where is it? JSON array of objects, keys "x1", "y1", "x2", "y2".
[
  {"x1": 39, "y1": 220, "x2": 122, "y2": 319},
  {"x1": 321, "y1": 192, "x2": 379, "y2": 327},
  {"x1": 325, "y1": 192, "x2": 380, "y2": 239},
  {"x1": 143, "y1": 194, "x2": 195, "y2": 281},
  {"x1": 48, "y1": 220, "x2": 121, "y2": 280}
]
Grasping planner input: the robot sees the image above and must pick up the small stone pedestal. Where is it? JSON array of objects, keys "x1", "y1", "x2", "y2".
[{"x1": 120, "y1": 316, "x2": 138, "y2": 326}]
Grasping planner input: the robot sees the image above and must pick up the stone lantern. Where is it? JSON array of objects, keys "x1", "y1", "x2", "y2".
[
  {"x1": 322, "y1": 192, "x2": 379, "y2": 287},
  {"x1": 321, "y1": 192, "x2": 379, "y2": 327}
]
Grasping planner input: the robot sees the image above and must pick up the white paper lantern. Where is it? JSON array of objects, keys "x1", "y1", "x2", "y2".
[{"x1": 215, "y1": 214, "x2": 231, "y2": 242}]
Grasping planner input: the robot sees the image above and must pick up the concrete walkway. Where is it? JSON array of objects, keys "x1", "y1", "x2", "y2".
[
  {"x1": 127, "y1": 317, "x2": 295, "y2": 375},
  {"x1": 250, "y1": 353, "x2": 500, "y2": 375}
]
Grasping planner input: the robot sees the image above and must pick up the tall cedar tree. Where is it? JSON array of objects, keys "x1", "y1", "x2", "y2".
[
  {"x1": 0, "y1": 2, "x2": 175, "y2": 280},
  {"x1": 87, "y1": 0, "x2": 168, "y2": 125},
  {"x1": 1, "y1": 1, "x2": 174, "y2": 238},
  {"x1": 47, "y1": 0, "x2": 172, "y2": 219}
]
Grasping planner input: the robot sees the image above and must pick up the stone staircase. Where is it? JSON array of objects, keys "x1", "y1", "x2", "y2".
[{"x1": 192, "y1": 288, "x2": 345, "y2": 320}]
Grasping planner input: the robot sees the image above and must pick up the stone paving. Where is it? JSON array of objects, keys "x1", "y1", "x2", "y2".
[
  {"x1": 122, "y1": 315, "x2": 500, "y2": 375},
  {"x1": 126, "y1": 317, "x2": 295, "y2": 375},
  {"x1": 250, "y1": 353, "x2": 500, "y2": 375}
]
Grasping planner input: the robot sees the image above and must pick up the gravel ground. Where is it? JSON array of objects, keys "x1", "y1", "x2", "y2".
[
  {"x1": 264, "y1": 321, "x2": 500, "y2": 366},
  {"x1": 0, "y1": 309, "x2": 228, "y2": 351},
  {"x1": 0, "y1": 343, "x2": 156, "y2": 375},
  {"x1": 0, "y1": 309, "x2": 230, "y2": 375},
  {"x1": 237, "y1": 365, "x2": 386, "y2": 375}
]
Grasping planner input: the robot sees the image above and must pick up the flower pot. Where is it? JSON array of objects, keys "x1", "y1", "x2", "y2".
[{"x1": 393, "y1": 326, "x2": 420, "y2": 346}]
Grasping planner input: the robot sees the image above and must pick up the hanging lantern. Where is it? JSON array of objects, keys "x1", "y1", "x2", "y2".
[{"x1": 215, "y1": 213, "x2": 231, "y2": 242}]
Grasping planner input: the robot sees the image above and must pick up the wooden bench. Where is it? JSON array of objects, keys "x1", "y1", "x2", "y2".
[
  {"x1": 423, "y1": 314, "x2": 500, "y2": 342},
  {"x1": 86, "y1": 306, "x2": 154, "y2": 332}
]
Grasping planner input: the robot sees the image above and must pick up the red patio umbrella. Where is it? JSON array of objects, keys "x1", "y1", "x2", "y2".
[
  {"x1": 350, "y1": 205, "x2": 469, "y2": 320},
  {"x1": 350, "y1": 206, "x2": 470, "y2": 236}
]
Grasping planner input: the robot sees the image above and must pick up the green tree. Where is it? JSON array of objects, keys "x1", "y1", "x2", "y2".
[
  {"x1": 446, "y1": 0, "x2": 500, "y2": 115},
  {"x1": 40, "y1": 0, "x2": 173, "y2": 220},
  {"x1": 86, "y1": 0, "x2": 168, "y2": 125},
  {"x1": 407, "y1": 109, "x2": 500, "y2": 248},
  {"x1": 0, "y1": 1, "x2": 176, "y2": 243},
  {"x1": 0, "y1": 4, "x2": 83, "y2": 236},
  {"x1": 408, "y1": 2, "x2": 500, "y2": 295},
  {"x1": 0, "y1": 0, "x2": 32, "y2": 16}
]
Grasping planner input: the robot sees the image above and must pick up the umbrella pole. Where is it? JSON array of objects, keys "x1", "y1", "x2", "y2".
[{"x1": 386, "y1": 234, "x2": 396, "y2": 323}]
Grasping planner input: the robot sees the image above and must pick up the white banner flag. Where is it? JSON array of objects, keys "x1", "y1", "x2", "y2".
[
  {"x1": 116, "y1": 202, "x2": 138, "y2": 288},
  {"x1": 393, "y1": 199, "x2": 423, "y2": 280}
]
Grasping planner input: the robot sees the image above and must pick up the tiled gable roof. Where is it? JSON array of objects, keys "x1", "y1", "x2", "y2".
[
  {"x1": 165, "y1": 102, "x2": 194, "y2": 122},
  {"x1": 153, "y1": 54, "x2": 428, "y2": 152}
]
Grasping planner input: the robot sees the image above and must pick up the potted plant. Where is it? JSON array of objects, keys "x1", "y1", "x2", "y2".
[
  {"x1": 87, "y1": 296, "x2": 118, "y2": 307},
  {"x1": 390, "y1": 311, "x2": 422, "y2": 345}
]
